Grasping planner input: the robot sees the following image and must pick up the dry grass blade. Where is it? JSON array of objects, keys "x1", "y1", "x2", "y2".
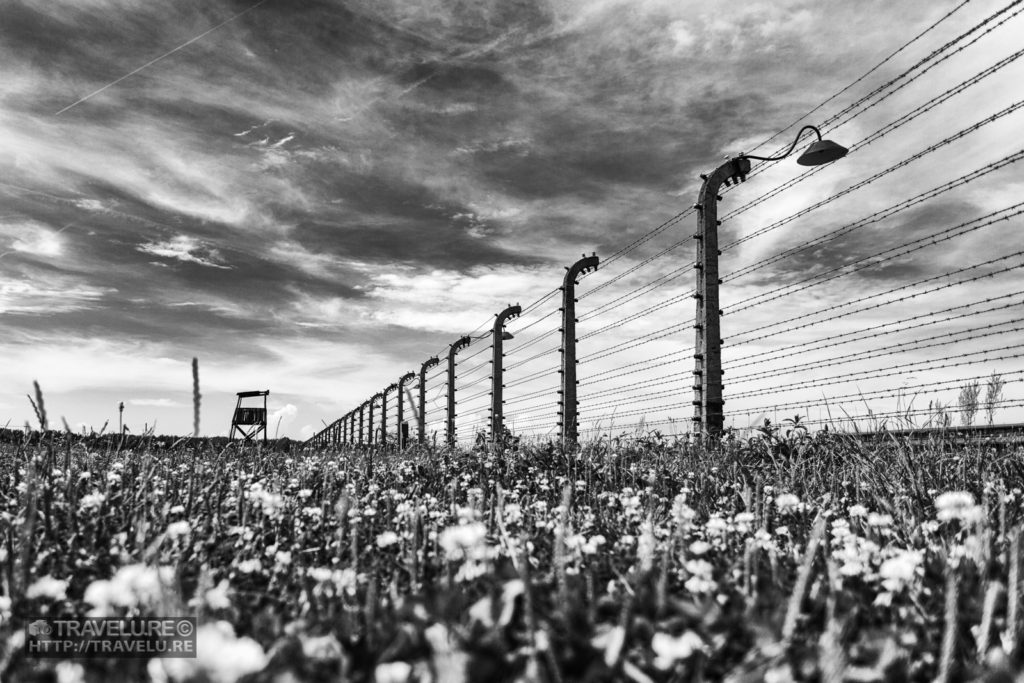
[{"x1": 935, "y1": 560, "x2": 959, "y2": 683}]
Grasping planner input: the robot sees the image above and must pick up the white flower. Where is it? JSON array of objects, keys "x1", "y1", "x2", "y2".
[
  {"x1": 194, "y1": 621, "x2": 266, "y2": 683},
  {"x1": 775, "y1": 493, "x2": 800, "y2": 514},
  {"x1": 847, "y1": 504, "x2": 868, "y2": 518},
  {"x1": 79, "y1": 492, "x2": 105, "y2": 510},
  {"x1": 27, "y1": 576, "x2": 68, "y2": 601},
  {"x1": 85, "y1": 564, "x2": 174, "y2": 612},
  {"x1": 935, "y1": 492, "x2": 979, "y2": 522},
  {"x1": 684, "y1": 559, "x2": 713, "y2": 580},
  {"x1": 502, "y1": 503, "x2": 523, "y2": 525},
  {"x1": 688, "y1": 540, "x2": 711, "y2": 556},
  {"x1": 651, "y1": 631, "x2": 706, "y2": 670},
  {"x1": 204, "y1": 580, "x2": 232, "y2": 610},
  {"x1": 671, "y1": 495, "x2": 696, "y2": 526},
  {"x1": 169, "y1": 505, "x2": 185, "y2": 515},
  {"x1": 274, "y1": 551, "x2": 292, "y2": 566},
  {"x1": 376, "y1": 531, "x2": 400, "y2": 548},
  {"x1": 582, "y1": 535, "x2": 606, "y2": 555},
  {"x1": 866, "y1": 513, "x2": 893, "y2": 529},
  {"x1": 705, "y1": 516, "x2": 728, "y2": 537},
  {"x1": 733, "y1": 512, "x2": 756, "y2": 534},
  {"x1": 166, "y1": 521, "x2": 191, "y2": 538},
  {"x1": 374, "y1": 661, "x2": 413, "y2": 683},
  {"x1": 877, "y1": 550, "x2": 922, "y2": 593},
  {"x1": 438, "y1": 522, "x2": 488, "y2": 561},
  {"x1": 308, "y1": 567, "x2": 333, "y2": 583},
  {"x1": 236, "y1": 559, "x2": 262, "y2": 574}
]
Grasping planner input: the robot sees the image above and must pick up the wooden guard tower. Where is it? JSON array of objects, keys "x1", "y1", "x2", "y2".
[{"x1": 230, "y1": 390, "x2": 269, "y2": 443}]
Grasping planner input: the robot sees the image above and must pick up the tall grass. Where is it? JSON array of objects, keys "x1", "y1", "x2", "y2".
[{"x1": 0, "y1": 425, "x2": 1023, "y2": 681}]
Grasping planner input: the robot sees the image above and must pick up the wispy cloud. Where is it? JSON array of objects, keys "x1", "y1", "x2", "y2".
[
  {"x1": 1, "y1": 0, "x2": 1021, "y2": 436},
  {"x1": 138, "y1": 235, "x2": 231, "y2": 269}
]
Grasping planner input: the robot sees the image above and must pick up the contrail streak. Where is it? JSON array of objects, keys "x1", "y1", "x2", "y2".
[{"x1": 55, "y1": 0, "x2": 271, "y2": 116}]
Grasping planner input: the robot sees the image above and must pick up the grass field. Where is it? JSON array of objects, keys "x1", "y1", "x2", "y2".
[{"x1": 2, "y1": 424, "x2": 1024, "y2": 682}]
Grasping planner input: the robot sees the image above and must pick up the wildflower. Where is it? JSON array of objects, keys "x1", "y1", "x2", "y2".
[
  {"x1": 683, "y1": 559, "x2": 715, "y2": 594},
  {"x1": 848, "y1": 504, "x2": 868, "y2": 518},
  {"x1": 935, "y1": 491, "x2": 981, "y2": 523},
  {"x1": 169, "y1": 504, "x2": 185, "y2": 515},
  {"x1": 733, "y1": 512, "x2": 755, "y2": 534},
  {"x1": 438, "y1": 522, "x2": 488, "y2": 561},
  {"x1": 877, "y1": 550, "x2": 922, "y2": 593},
  {"x1": 705, "y1": 516, "x2": 728, "y2": 537},
  {"x1": 204, "y1": 580, "x2": 232, "y2": 610},
  {"x1": 651, "y1": 631, "x2": 706, "y2": 670},
  {"x1": 776, "y1": 526, "x2": 790, "y2": 537},
  {"x1": 753, "y1": 528, "x2": 774, "y2": 549},
  {"x1": 582, "y1": 535, "x2": 606, "y2": 555},
  {"x1": 166, "y1": 521, "x2": 191, "y2": 538},
  {"x1": 27, "y1": 576, "x2": 68, "y2": 601},
  {"x1": 831, "y1": 519, "x2": 852, "y2": 542},
  {"x1": 236, "y1": 559, "x2": 262, "y2": 574},
  {"x1": 374, "y1": 662, "x2": 413, "y2": 683},
  {"x1": 308, "y1": 567, "x2": 333, "y2": 583},
  {"x1": 688, "y1": 540, "x2": 711, "y2": 556},
  {"x1": 79, "y1": 492, "x2": 105, "y2": 510},
  {"x1": 866, "y1": 513, "x2": 893, "y2": 529},
  {"x1": 274, "y1": 551, "x2": 292, "y2": 566},
  {"x1": 190, "y1": 621, "x2": 266, "y2": 683},
  {"x1": 775, "y1": 493, "x2": 800, "y2": 514},
  {"x1": 376, "y1": 531, "x2": 400, "y2": 548}
]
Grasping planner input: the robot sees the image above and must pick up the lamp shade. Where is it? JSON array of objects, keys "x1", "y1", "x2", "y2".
[{"x1": 796, "y1": 139, "x2": 848, "y2": 166}]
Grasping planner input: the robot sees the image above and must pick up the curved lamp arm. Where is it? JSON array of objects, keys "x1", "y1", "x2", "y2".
[
  {"x1": 740, "y1": 124, "x2": 847, "y2": 167},
  {"x1": 743, "y1": 125, "x2": 822, "y2": 162}
]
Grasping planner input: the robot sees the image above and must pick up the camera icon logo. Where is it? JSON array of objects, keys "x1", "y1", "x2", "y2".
[{"x1": 28, "y1": 620, "x2": 52, "y2": 637}]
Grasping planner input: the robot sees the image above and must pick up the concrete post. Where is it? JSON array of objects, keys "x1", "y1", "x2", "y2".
[
  {"x1": 419, "y1": 357, "x2": 439, "y2": 444},
  {"x1": 446, "y1": 336, "x2": 472, "y2": 447},
  {"x1": 369, "y1": 393, "x2": 381, "y2": 445},
  {"x1": 397, "y1": 372, "x2": 415, "y2": 448},
  {"x1": 693, "y1": 157, "x2": 750, "y2": 434},
  {"x1": 382, "y1": 383, "x2": 397, "y2": 447},
  {"x1": 358, "y1": 402, "x2": 366, "y2": 445},
  {"x1": 490, "y1": 304, "x2": 521, "y2": 441},
  {"x1": 559, "y1": 255, "x2": 599, "y2": 443}
]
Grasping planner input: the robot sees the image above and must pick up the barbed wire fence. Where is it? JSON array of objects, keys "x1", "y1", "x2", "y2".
[{"x1": 308, "y1": 1, "x2": 1024, "y2": 448}]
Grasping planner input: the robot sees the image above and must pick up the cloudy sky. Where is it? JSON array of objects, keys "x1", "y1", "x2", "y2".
[{"x1": 2, "y1": 0, "x2": 1022, "y2": 440}]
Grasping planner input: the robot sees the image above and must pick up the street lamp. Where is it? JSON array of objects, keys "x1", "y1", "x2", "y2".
[
  {"x1": 490, "y1": 304, "x2": 521, "y2": 441},
  {"x1": 446, "y1": 336, "x2": 472, "y2": 447},
  {"x1": 692, "y1": 125, "x2": 847, "y2": 435},
  {"x1": 418, "y1": 356, "x2": 440, "y2": 445}
]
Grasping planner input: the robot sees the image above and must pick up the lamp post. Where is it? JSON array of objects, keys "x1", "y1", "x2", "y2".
[
  {"x1": 419, "y1": 356, "x2": 440, "y2": 444},
  {"x1": 490, "y1": 305, "x2": 520, "y2": 441},
  {"x1": 397, "y1": 371, "x2": 415, "y2": 448},
  {"x1": 381, "y1": 383, "x2": 397, "y2": 447},
  {"x1": 446, "y1": 336, "x2": 472, "y2": 447},
  {"x1": 693, "y1": 125, "x2": 846, "y2": 435}
]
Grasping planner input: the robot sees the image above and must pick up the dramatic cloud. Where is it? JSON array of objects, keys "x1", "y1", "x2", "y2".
[{"x1": 1, "y1": 0, "x2": 1021, "y2": 436}]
